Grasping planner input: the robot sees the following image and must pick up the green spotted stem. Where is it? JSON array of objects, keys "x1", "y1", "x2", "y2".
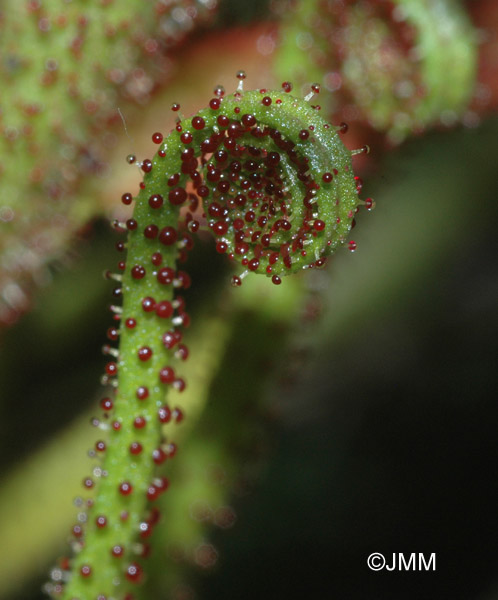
[{"x1": 60, "y1": 83, "x2": 364, "y2": 599}]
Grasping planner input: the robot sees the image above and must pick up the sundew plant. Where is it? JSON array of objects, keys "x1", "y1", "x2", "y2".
[{"x1": 0, "y1": 1, "x2": 497, "y2": 599}]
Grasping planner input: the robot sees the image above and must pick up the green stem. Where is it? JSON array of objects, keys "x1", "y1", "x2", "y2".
[
  {"x1": 64, "y1": 195, "x2": 182, "y2": 598},
  {"x1": 58, "y1": 80, "x2": 364, "y2": 599}
]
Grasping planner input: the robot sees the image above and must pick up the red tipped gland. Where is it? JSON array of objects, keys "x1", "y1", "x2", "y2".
[
  {"x1": 125, "y1": 562, "x2": 143, "y2": 583},
  {"x1": 130, "y1": 442, "x2": 143, "y2": 455},
  {"x1": 144, "y1": 224, "x2": 159, "y2": 239},
  {"x1": 192, "y1": 116, "x2": 205, "y2": 130},
  {"x1": 162, "y1": 330, "x2": 182, "y2": 349},
  {"x1": 105, "y1": 362, "x2": 117, "y2": 376},
  {"x1": 131, "y1": 265, "x2": 146, "y2": 280},
  {"x1": 152, "y1": 448, "x2": 167, "y2": 464},
  {"x1": 80, "y1": 565, "x2": 92, "y2": 577},
  {"x1": 241, "y1": 114, "x2": 256, "y2": 127},
  {"x1": 136, "y1": 386, "x2": 149, "y2": 400},
  {"x1": 146, "y1": 486, "x2": 160, "y2": 501},
  {"x1": 141, "y1": 159, "x2": 152, "y2": 173},
  {"x1": 100, "y1": 398, "x2": 114, "y2": 411},
  {"x1": 168, "y1": 187, "x2": 187, "y2": 205},
  {"x1": 175, "y1": 344, "x2": 189, "y2": 360},
  {"x1": 148, "y1": 194, "x2": 163, "y2": 209},
  {"x1": 119, "y1": 481, "x2": 133, "y2": 496},
  {"x1": 137, "y1": 346, "x2": 153, "y2": 361},
  {"x1": 173, "y1": 407, "x2": 184, "y2": 423},
  {"x1": 142, "y1": 297, "x2": 156, "y2": 312},
  {"x1": 180, "y1": 132, "x2": 193, "y2": 144},
  {"x1": 107, "y1": 327, "x2": 119, "y2": 341},
  {"x1": 212, "y1": 221, "x2": 228, "y2": 236},
  {"x1": 133, "y1": 416, "x2": 146, "y2": 429},
  {"x1": 159, "y1": 366, "x2": 175, "y2": 384},
  {"x1": 157, "y1": 267, "x2": 175, "y2": 285},
  {"x1": 159, "y1": 226, "x2": 177, "y2": 246},
  {"x1": 111, "y1": 545, "x2": 124, "y2": 558},
  {"x1": 173, "y1": 378, "x2": 186, "y2": 392},
  {"x1": 155, "y1": 300, "x2": 173, "y2": 318},
  {"x1": 158, "y1": 405, "x2": 172, "y2": 423},
  {"x1": 96, "y1": 515, "x2": 107, "y2": 528},
  {"x1": 248, "y1": 258, "x2": 259, "y2": 271}
]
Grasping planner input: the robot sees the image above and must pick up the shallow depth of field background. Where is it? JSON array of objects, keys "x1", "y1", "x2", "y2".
[{"x1": 0, "y1": 1, "x2": 497, "y2": 599}]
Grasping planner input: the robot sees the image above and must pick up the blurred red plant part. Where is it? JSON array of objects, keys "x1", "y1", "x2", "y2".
[{"x1": 467, "y1": 0, "x2": 498, "y2": 112}]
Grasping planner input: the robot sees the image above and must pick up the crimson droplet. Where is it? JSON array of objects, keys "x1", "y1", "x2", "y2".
[
  {"x1": 141, "y1": 159, "x2": 152, "y2": 173},
  {"x1": 144, "y1": 224, "x2": 158, "y2": 239},
  {"x1": 168, "y1": 187, "x2": 187, "y2": 206},
  {"x1": 155, "y1": 300, "x2": 173, "y2": 318},
  {"x1": 80, "y1": 565, "x2": 92, "y2": 577},
  {"x1": 130, "y1": 442, "x2": 143, "y2": 455},
  {"x1": 125, "y1": 562, "x2": 143, "y2": 583},
  {"x1": 96, "y1": 515, "x2": 107, "y2": 528},
  {"x1": 192, "y1": 116, "x2": 205, "y2": 130},
  {"x1": 158, "y1": 405, "x2": 172, "y2": 423},
  {"x1": 131, "y1": 265, "x2": 146, "y2": 279},
  {"x1": 133, "y1": 416, "x2": 146, "y2": 429},
  {"x1": 148, "y1": 194, "x2": 163, "y2": 209},
  {"x1": 159, "y1": 367, "x2": 175, "y2": 384},
  {"x1": 157, "y1": 267, "x2": 175, "y2": 285},
  {"x1": 136, "y1": 386, "x2": 149, "y2": 400},
  {"x1": 159, "y1": 226, "x2": 177, "y2": 246},
  {"x1": 137, "y1": 346, "x2": 153, "y2": 361},
  {"x1": 119, "y1": 481, "x2": 133, "y2": 495},
  {"x1": 141, "y1": 297, "x2": 156, "y2": 312}
]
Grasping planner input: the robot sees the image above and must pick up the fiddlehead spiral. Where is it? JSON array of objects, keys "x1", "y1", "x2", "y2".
[
  {"x1": 189, "y1": 82, "x2": 367, "y2": 283},
  {"x1": 52, "y1": 75, "x2": 369, "y2": 599}
]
